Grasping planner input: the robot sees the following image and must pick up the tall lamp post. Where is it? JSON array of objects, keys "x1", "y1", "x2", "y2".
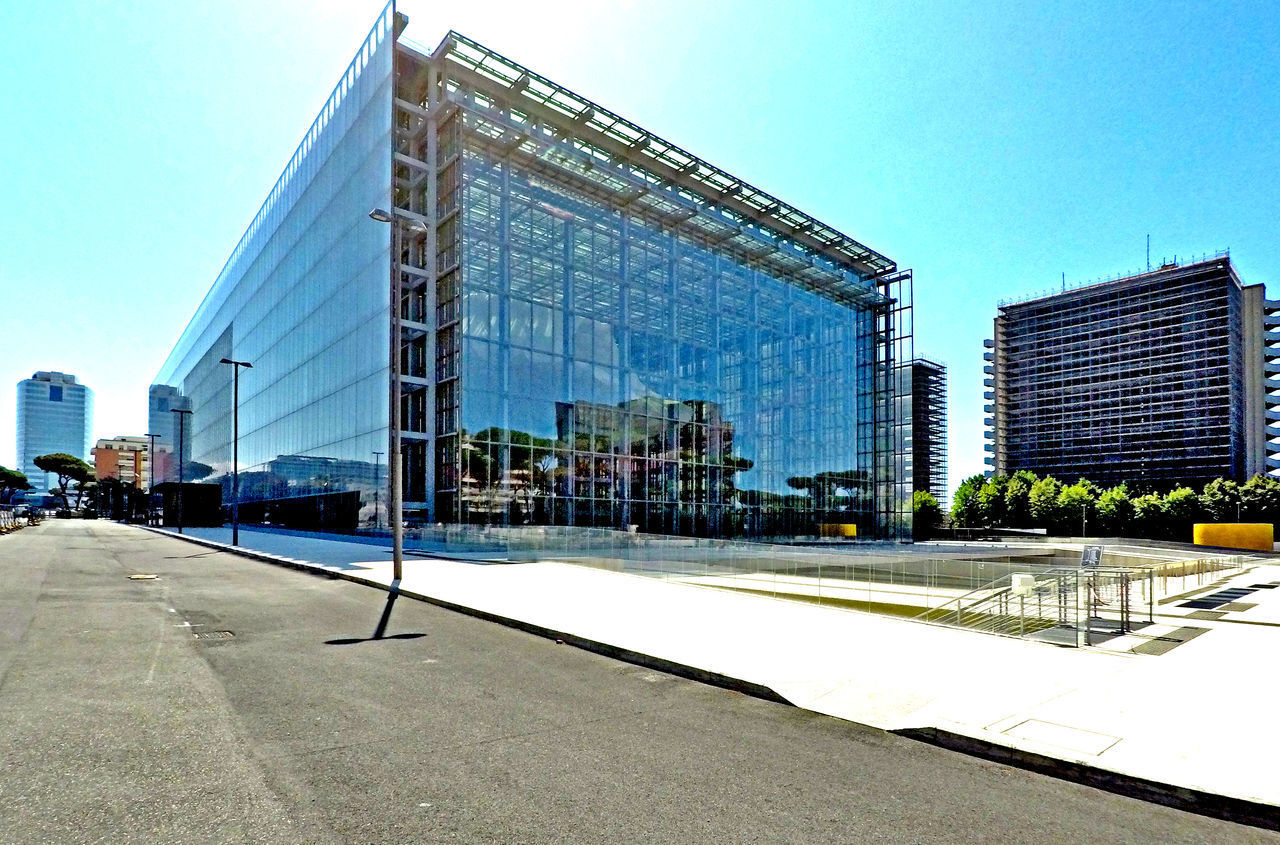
[
  {"x1": 372, "y1": 450, "x2": 383, "y2": 529},
  {"x1": 144, "y1": 432, "x2": 159, "y2": 524},
  {"x1": 170, "y1": 408, "x2": 193, "y2": 534},
  {"x1": 219, "y1": 358, "x2": 253, "y2": 546},
  {"x1": 368, "y1": 206, "x2": 425, "y2": 583}
]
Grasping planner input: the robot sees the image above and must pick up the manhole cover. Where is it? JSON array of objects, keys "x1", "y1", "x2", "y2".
[
  {"x1": 193, "y1": 630, "x2": 235, "y2": 640},
  {"x1": 128, "y1": 574, "x2": 159, "y2": 580}
]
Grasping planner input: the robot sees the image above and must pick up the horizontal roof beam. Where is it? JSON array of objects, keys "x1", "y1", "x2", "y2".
[{"x1": 432, "y1": 53, "x2": 891, "y2": 279}]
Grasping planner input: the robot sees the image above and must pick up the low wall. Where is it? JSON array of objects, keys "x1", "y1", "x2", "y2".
[{"x1": 1193, "y1": 523, "x2": 1274, "y2": 553}]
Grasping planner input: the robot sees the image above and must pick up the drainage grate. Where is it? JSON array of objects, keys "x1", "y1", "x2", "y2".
[
  {"x1": 192, "y1": 630, "x2": 235, "y2": 640},
  {"x1": 1129, "y1": 626, "x2": 1208, "y2": 656},
  {"x1": 1179, "y1": 586, "x2": 1261, "y2": 610}
]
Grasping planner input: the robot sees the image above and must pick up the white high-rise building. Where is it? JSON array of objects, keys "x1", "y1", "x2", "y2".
[{"x1": 16, "y1": 371, "x2": 93, "y2": 494}]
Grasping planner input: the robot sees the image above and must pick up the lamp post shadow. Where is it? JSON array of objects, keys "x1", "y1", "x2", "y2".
[{"x1": 324, "y1": 586, "x2": 426, "y2": 645}]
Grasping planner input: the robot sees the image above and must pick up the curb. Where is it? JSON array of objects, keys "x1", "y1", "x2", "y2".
[
  {"x1": 140, "y1": 524, "x2": 1279, "y2": 830},
  {"x1": 895, "y1": 726, "x2": 1280, "y2": 832}
]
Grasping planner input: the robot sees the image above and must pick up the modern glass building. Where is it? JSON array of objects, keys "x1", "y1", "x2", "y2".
[
  {"x1": 152, "y1": 5, "x2": 913, "y2": 540},
  {"x1": 985, "y1": 255, "x2": 1277, "y2": 489},
  {"x1": 16, "y1": 371, "x2": 93, "y2": 494}
]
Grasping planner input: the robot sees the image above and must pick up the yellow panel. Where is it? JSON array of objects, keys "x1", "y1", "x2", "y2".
[
  {"x1": 819, "y1": 523, "x2": 858, "y2": 538},
  {"x1": 1192, "y1": 523, "x2": 1274, "y2": 552}
]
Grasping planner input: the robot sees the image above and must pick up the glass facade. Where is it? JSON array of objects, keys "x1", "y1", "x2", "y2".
[
  {"x1": 441, "y1": 150, "x2": 883, "y2": 536},
  {"x1": 149, "y1": 6, "x2": 395, "y2": 530},
  {"x1": 150, "y1": 10, "x2": 913, "y2": 540},
  {"x1": 394, "y1": 32, "x2": 913, "y2": 540},
  {"x1": 16, "y1": 372, "x2": 93, "y2": 494}
]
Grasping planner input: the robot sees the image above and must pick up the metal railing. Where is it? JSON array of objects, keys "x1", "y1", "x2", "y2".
[
  {"x1": 917, "y1": 566, "x2": 1158, "y2": 646},
  {"x1": 379, "y1": 524, "x2": 1247, "y2": 646}
]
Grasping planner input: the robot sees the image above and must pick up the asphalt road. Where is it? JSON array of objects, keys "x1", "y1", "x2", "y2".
[{"x1": 1, "y1": 520, "x2": 1274, "y2": 844}]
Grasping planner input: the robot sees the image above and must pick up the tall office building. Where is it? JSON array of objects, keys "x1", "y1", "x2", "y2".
[
  {"x1": 16, "y1": 371, "x2": 93, "y2": 494},
  {"x1": 985, "y1": 255, "x2": 1276, "y2": 489},
  {"x1": 151, "y1": 5, "x2": 913, "y2": 539},
  {"x1": 901, "y1": 358, "x2": 947, "y2": 505}
]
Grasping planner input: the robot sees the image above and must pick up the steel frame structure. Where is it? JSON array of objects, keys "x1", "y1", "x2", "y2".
[
  {"x1": 905, "y1": 357, "x2": 948, "y2": 504},
  {"x1": 384, "y1": 16, "x2": 911, "y2": 538}
]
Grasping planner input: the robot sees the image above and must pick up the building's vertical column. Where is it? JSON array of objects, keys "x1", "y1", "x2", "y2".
[
  {"x1": 1240, "y1": 282, "x2": 1265, "y2": 480},
  {"x1": 709, "y1": 254, "x2": 723, "y2": 536},
  {"x1": 422, "y1": 62, "x2": 440, "y2": 522},
  {"x1": 710, "y1": 255, "x2": 723, "y2": 404},
  {"x1": 617, "y1": 216, "x2": 632, "y2": 406},
  {"x1": 871, "y1": 270, "x2": 910, "y2": 540},
  {"x1": 1264, "y1": 298, "x2": 1280, "y2": 476},
  {"x1": 497, "y1": 159, "x2": 513, "y2": 518},
  {"x1": 781, "y1": 288, "x2": 797, "y2": 527},
  {"x1": 746, "y1": 270, "x2": 761, "y2": 535},
  {"x1": 897, "y1": 271, "x2": 914, "y2": 539},
  {"x1": 561, "y1": 214, "x2": 576, "y2": 512},
  {"x1": 667, "y1": 232, "x2": 682, "y2": 533},
  {"x1": 617, "y1": 214, "x2": 632, "y2": 529},
  {"x1": 985, "y1": 317, "x2": 1002, "y2": 477}
]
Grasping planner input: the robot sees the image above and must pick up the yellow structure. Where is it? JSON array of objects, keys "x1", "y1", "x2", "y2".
[
  {"x1": 1192, "y1": 523, "x2": 1273, "y2": 552},
  {"x1": 819, "y1": 523, "x2": 858, "y2": 538}
]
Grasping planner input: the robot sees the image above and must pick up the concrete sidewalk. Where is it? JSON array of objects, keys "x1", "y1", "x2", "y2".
[{"x1": 149, "y1": 525, "x2": 1280, "y2": 826}]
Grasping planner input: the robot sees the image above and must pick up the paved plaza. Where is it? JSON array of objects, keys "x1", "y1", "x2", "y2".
[
  {"x1": 155, "y1": 523, "x2": 1280, "y2": 824},
  {"x1": 11, "y1": 521, "x2": 1274, "y2": 843}
]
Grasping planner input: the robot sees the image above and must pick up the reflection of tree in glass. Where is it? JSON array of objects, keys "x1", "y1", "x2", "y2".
[
  {"x1": 786, "y1": 470, "x2": 869, "y2": 516},
  {"x1": 182, "y1": 461, "x2": 215, "y2": 482},
  {"x1": 462, "y1": 427, "x2": 559, "y2": 525}
]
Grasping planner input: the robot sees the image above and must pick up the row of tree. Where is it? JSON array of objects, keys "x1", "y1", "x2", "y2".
[
  {"x1": 0, "y1": 454, "x2": 97, "y2": 510},
  {"x1": 938, "y1": 471, "x2": 1280, "y2": 539}
]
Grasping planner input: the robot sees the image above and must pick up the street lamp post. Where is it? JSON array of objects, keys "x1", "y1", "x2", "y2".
[
  {"x1": 219, "y1": 358, "x2": 253, "y2": 546},
  {"x1": 372, "y1": 451, "x2": 383, "y2": 529},
  {"x1": 144, "y1": 432, "x2": 159, "y2": 524},
  {"x1": 369, "y1": 206, "x2": 421, "y2": 583},
  {"x1": 170, "y1": 409, "x2": 193, "y2": 534}
]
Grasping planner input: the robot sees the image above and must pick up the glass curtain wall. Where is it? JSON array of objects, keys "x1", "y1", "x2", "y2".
[
  {"x1": 16, "y1": 375, "x2": 93, "y2": 494},
  {"x1": 149, "y1": 4, "x2": 396, "y2": 531},
  {"x1": 442, "y1": 147, "x2": 892, "y2": 538}
]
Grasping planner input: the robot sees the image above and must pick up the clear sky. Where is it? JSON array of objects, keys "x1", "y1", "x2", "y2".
[{"x1": 1, "y1": 0, "x2": 1277, "y2": 493}]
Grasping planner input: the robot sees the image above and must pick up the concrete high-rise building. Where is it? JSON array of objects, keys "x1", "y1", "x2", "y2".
[
  {"x1": 150, "y1": 5, "x2": 913, "y2": 539},
  {"x1": 16, "y1": 371, "x2": 93, "y2": 494},
  {"x1": 985, "y1": 254, "x2": 1276, "y2": 489},
  {"x1": 901, "y1": 358, "x2": 947, "y2": 505},
  {"x1": 92, "y1": 436, "x2": 151, "y2": 489}
]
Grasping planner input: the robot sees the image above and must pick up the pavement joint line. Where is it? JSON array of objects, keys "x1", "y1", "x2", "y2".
[{"x1": 134, "y1": 524, "x2": 1280, "y2": 830}]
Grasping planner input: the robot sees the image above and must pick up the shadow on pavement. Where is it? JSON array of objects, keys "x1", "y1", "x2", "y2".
[{"x1": 324, "y1": 587, "x2": 426, "y2": 645}]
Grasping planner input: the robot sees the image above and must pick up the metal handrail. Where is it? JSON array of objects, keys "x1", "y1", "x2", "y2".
[
  {"x1": 910, "y1": 572, "x2": 1020, "y2": 622},
  {"x1": 921, "y1": 566, "x2": 1156, "y2": 644}
]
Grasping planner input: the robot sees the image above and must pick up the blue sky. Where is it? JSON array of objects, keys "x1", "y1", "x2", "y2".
[{"x1": 1, "y1": 0, "x2": 1277, "y2": 492}]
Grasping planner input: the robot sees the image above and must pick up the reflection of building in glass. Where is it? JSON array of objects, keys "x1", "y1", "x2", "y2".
[
  {"x1": 986, "y1": 255, "x2": 1275, "y2": 488},
  {"x1": 512, "y1": 398, "x2": 749, "y2": 535},
  {"x1": 150, "y1": 5, "x2": 912, "y2": 539},
  {"x1": 898, "y1": 358, "x2": 948, "y2": 506},
  {"x1": 16, "y1": 371, "x2": 93, "y2": 494},
  {"x1": 147, "y1": 384, "x2": 192, "y2": 483},
  {"x1": 229, "y1": 455, "x2": 379, "y2": 531}
]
